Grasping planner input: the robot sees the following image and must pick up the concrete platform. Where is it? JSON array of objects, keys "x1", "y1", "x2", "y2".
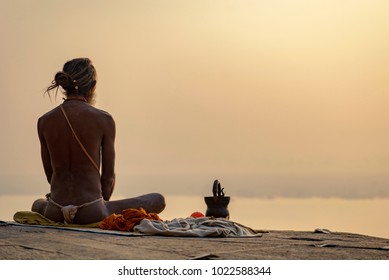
[{"x1": 1, "y1": 222, "x2": 389, "y2": 260}]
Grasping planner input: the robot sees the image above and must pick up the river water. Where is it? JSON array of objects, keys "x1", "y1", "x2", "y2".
[{"x1": 1, "y1": 194, "x2": 388, "y2": 239}]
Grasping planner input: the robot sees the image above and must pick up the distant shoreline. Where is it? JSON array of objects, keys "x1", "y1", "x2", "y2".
[{"x1": 1, "y1": 172, "x2": 389, "y2": 199}]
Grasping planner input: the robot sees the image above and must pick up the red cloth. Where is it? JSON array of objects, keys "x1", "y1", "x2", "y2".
[{"x1": 99, "y1": 208, "x2": 162, "y2": 231}]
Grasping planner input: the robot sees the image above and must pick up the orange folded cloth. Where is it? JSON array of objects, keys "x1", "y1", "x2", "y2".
[{"x1": 99, "y1": 208, "x2": 162, "y2": 231}]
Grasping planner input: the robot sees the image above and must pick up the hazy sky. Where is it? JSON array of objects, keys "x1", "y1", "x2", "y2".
[{"x1": 1, "y1": 1, "x2": 388, "y2": 191}]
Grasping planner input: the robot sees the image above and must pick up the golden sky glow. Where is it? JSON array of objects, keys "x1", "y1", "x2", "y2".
[{"x1": 1, "y1": 0, "x2": 388, "y2": 182}]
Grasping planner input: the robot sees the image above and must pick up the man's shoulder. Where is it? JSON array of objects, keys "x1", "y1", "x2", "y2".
[
  {"x1": 89, "y1": 106, "x2": 115, "y2": 122},
  {"x1": 38, "y1": 106, "x2": 60, "y2": 122}
]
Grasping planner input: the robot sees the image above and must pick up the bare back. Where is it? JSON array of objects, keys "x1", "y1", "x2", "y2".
[{"x1": 37, "y1": 99, "x2": 116, "y2": 223}]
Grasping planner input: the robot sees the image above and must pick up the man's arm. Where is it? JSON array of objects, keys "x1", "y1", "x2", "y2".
[
  {"x1": 37, "y1": 118, "x2": 53, "y2": 184},
  {"x1": 100, "y1": 115, "x2": 116, "y2": 201}
]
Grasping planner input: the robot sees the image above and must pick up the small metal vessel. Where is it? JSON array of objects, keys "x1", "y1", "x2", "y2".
[{"x1": 204, "y1": 179, "x2": 230, "y2": 219}]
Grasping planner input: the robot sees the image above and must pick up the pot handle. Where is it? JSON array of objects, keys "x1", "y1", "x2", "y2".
[{"x1": 212, "y1": 179, "x2": 225, "y2": 197}]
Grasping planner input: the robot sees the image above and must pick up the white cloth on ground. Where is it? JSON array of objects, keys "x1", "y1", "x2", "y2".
[{"x1": 133, "y1": 217, "x2": 261, "y2": 237}]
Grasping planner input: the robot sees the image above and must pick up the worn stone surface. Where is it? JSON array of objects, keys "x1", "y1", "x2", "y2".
[{"x1": 0, "y1": 223, "x2": 389, "y2": 260}]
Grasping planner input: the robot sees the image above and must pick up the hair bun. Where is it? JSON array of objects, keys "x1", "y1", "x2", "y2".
[
  {"x1": 54, "y1": 72, "x2": 73, "y2": 90},
  {"x1": 45, "y1": 58, "x2": 96, "y2": 100}
]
